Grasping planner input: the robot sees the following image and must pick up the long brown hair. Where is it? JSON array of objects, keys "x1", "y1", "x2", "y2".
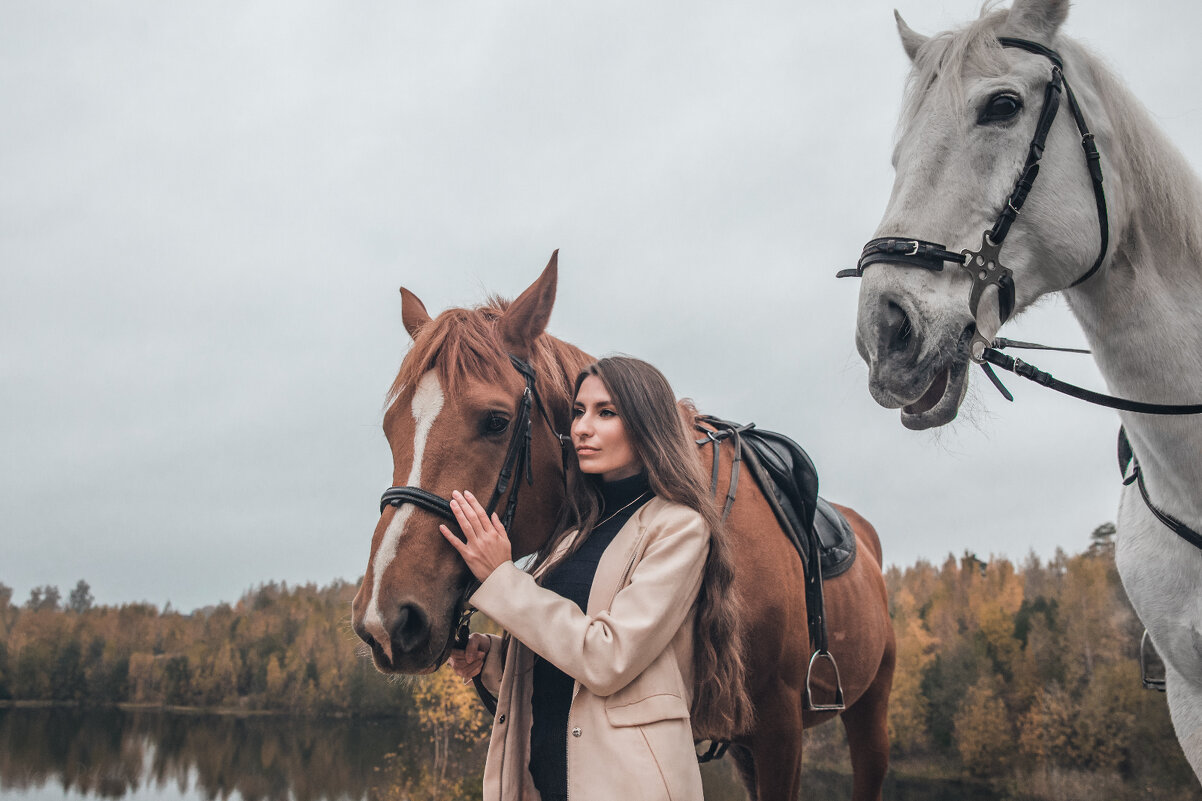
[{"x1": 529, "y1": 356, "x2": 753, "y2": 737}]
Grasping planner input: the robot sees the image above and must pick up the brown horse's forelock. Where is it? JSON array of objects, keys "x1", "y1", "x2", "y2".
[{"x1": 386, "y1": 296, "x2": 579, "y2": 418}]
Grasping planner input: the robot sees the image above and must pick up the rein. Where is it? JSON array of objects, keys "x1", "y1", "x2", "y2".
[{"x1": 979, "y1": 342, "x2": 1202, "y2": 415}]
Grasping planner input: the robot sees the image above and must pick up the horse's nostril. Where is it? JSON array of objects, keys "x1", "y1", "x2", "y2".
[
  {"x1": 391, "y1": 603, "x2": 430, "y2": 654},
  {"x1": 885, "y1": 300, "x2": 914, "y2": 353}
]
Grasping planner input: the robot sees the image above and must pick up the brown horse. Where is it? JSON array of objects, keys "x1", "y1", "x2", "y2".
[{"x1": 351, "y1": 254, "x2": 896, "y2": 801}]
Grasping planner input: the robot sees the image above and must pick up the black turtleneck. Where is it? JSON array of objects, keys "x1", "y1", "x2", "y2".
[{"x1": 528, "y1": 471, "x2": 653, "y2": 798}]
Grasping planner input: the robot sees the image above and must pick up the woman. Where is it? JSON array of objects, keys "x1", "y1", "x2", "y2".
[{"x1": 441, "y1": 355, "x2": 752, "y2": 801}]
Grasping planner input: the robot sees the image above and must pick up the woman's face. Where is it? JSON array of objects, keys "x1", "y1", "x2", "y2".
[{"x1": 571, "y1": 374, "x2": 641, "y2": 482}]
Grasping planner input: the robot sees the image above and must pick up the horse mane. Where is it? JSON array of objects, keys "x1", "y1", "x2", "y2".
[
  {"x1": 901, "y1": 4, "x2": 1202, "y2": 261},
  {"x1": 1068, "y1": 41, "x2": 1202, "y2": 258},
  {"x1": 387, "y1": 295, "x2": 593, "y2": 419},
  {"x1": 898, "y1": 7, "x2": 1011, "y2": 135}
]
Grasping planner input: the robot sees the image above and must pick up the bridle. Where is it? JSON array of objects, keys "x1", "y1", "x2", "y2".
[
  {"x1": 837, "y1": 36, "x2": 1109, "y2": 368},
  {"x1": 839, "y1": 37, "x2": 1202, "y2": 556},
  {"x1": 379, "y1": 353, "x2": 570, "y2": 535},
  {"x1": 377, "y1": 353, "x2": 570, "y2": 716}
]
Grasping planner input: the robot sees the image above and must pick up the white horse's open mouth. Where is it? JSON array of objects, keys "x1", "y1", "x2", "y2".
[
  {"x1": 903, "y1": 365, "x2": 949, "y2": 415},
  {"x1": 899, "y1": 358, "x2": 970, "y2": 430}
]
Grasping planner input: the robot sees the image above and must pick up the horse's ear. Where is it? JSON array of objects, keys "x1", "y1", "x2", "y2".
[
  {"x1": 1004, "y1": 0, "x2": 1068, "y2": 41},
  {"x1": 400, "y1": 287, "x2": 433, "y2": 340},
  {"x1": 499, "y1": 250, "x2": 558, "y2": 359},
  {"x1": 895, "y1": 10, "x2": 927, "y2": 62}
]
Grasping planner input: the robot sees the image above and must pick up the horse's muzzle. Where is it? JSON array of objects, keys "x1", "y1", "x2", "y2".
[{"x1": 353, "y1": 601, "x2": 435, "y2": 672}]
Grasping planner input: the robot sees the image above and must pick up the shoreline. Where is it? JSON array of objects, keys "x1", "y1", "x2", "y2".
[{"x1": 0, "y1": 699, "x2": 394, "y2": 719}]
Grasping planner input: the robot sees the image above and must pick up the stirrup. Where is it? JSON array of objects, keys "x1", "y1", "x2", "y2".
[
  {"x1": 805, "y1": 650, "x2": 846, "y2": 711},
  {"x1": 1140, "y1": 629, "x2": 1166, "y2": 692}
]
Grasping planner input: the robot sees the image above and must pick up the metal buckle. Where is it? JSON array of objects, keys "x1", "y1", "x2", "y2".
[{"x1": 904, "y1": 240, "x2": 920, "y2": 256}]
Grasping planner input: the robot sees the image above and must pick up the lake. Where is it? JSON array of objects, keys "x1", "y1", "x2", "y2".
[{"x1": 0, "y1": 706, "x2": 1002, "y2": 800}]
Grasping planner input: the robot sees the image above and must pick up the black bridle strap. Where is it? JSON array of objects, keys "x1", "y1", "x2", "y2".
[
  {"x1": 987, "y1": 64, "x2": 1063, "y2": 246},
  {"x1": 484, "y1": 380, "x2": 535, "y2": 531},
  {"x1": 839, "y1": 237, "x2": 965, "y2": 278},
  {"x1": 840, "y1": 36, "x2": 1110, "y2": 329},
  {"x1": 980, "y1": 342, "x2": 1202, "y2": 554},
  {"x1": 981, "y1": 346, "x2": 1202, "y2": 415},
  {"x1": 997, "y1": 37, "x2": 1109, "y2": 287},
  {"x1": 379, "y1": 486, "x2": 453, "y2": 518},
  {"x1": 1119, "y1": 428, "x2": 1202, "y2": 551},
  {"x1": 379, "y1": 354, "x2": 570, "y2": 535}
]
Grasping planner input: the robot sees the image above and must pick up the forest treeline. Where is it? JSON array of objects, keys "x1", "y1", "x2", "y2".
[
  {"x1": 0, "y1": 579, "x2": 413, "y2": 716},
  {"x1": 0, "y1": 524, "x2": 1193, "y2": 789},
  {"x1": 875, "y1": 523, "x2": 1192, "y2": 788}
]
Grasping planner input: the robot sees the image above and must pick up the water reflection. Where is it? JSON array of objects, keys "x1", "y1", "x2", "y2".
[
  {"x1": 0, "y1": 707, "x2": 400, "y2": 801},
  {"x1": 0, "y1": 707, "x2": 1000, "y2": 801}
]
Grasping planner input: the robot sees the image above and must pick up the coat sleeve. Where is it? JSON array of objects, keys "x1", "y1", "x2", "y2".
[
  {"x1": 468, "y1": 507, "x2": 709, "y2": 698},
  {"x1": 478, "y1": 633, "x2": 505, "y2": 696}
]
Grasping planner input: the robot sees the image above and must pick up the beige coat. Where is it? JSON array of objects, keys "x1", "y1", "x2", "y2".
[{"x1": 469, "y1": 497, "x2": 710, "y2": 801}]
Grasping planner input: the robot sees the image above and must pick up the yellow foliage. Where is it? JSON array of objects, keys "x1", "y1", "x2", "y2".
[
  {"x1": 954, "y1": 675, "x2": 1015, "y2": 776},
  {"x1": 887, "y1": 588, "x2": 938, "y2": 751}
]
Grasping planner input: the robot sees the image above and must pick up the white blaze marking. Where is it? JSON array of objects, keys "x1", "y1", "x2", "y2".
[{"x1": 365, "y1": 371, "x2": 444, "y2": 654}]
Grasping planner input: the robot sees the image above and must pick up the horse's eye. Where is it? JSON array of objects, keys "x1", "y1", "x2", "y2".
[
  {"x1": 483, "y1": 414, "x2": 510, "y2": 436},
  {"x1": 979, "y1": 93, "x2": 1022, "y2": 123}
]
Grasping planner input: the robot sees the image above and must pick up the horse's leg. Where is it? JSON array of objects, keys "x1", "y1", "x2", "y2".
[
  {"x1": 1165, "y1": 654, "x2": 1202, "y2": 783},
  {"x1": 748, "y1": 725, "x2": 803, "y2": 801},
  {"x1": 839, "y1": 645, "x2": 894, "y2": 801},
  {"x1": 726, "y1": 743, "x2": 758, "y2": 801}
]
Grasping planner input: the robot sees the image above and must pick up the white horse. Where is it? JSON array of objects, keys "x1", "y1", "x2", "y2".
[{"x1": 851, "y1": 0, "x2": 1202, "y2": 782}]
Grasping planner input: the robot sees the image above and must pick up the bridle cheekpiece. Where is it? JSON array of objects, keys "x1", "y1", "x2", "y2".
[
  {"x1": 838, "y1": 36, "x2": 1110, "y2": 366},
  {"x1": 379, "y1": 353, "x2": 570, "y2": 534}
]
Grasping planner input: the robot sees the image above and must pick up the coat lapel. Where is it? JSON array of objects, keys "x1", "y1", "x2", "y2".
[{"x1": 585, "y1": 497, "x2": 665, "y2": 616}]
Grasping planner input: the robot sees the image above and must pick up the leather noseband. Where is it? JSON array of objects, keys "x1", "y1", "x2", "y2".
[{"x1": 839, "y1": 36, "x2": 1110, "y2": 362}]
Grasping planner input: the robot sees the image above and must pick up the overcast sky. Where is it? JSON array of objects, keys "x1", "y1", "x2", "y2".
[{"x1": 4, "y1": 1, "x2": 1201, "y2": 612}]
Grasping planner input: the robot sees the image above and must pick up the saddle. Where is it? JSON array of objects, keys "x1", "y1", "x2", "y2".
[
  {"x1": 695, "y1": 416, "x2": 857, "y2": 579},
  {"x1": 695, "y1": 415, "x2": 854, "y2": 715}
]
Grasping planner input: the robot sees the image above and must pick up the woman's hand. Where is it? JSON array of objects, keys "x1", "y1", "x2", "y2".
[
  {"x1": 448, "y1": 632, "x2": 492, "y2": 682},
  {"x1": 440, "y1": 490, "x2": 513, "y2": 581}
]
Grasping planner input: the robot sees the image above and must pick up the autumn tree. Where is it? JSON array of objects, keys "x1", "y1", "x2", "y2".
[
  {"x1": 954, "y1": 674, "x2": 1015, "y2": 776},
  {"x1": 26, "y1": 585, "x2": 60, "y2": 612},
  {"x1": 885, "y1": 579, "x2": 936, "y2": 752},
  {"x1": 67, "y1": 580, "x2": 94, "y2": 614}
]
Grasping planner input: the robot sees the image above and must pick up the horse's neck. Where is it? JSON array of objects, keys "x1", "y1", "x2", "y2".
[{"x1": 1064, "y1": 109, "x2": 1202, "y2": 517}]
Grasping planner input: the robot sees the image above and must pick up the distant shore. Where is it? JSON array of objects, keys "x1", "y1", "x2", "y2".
[{"x1": 0, "y1": 698, "x2": 388, "y2": 719}]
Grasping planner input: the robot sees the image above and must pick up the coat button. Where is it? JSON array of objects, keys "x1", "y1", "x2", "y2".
[
  {"x1": 571, "y1": 727, "x2": 582, "y2": 737},
  {"x1": 497, "y1": 714, "x2": 505, "y2": 724}
]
